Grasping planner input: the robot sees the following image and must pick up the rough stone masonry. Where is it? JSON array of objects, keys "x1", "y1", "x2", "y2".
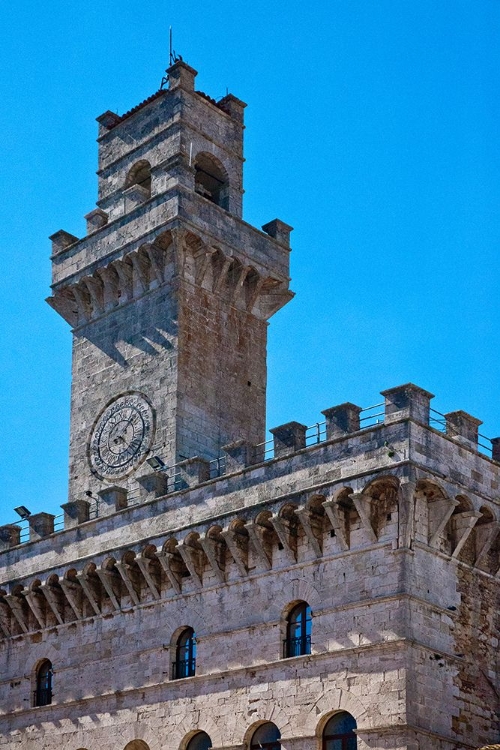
[{"x1": 0, "y1": 60, "x2": 498, "y2": 750}]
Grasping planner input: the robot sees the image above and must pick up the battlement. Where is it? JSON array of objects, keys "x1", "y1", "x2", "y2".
[{"x1": 1, "y1": 382, "x2": 499, "y2": 569}]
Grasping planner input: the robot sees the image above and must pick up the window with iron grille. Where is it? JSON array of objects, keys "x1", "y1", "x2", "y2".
[
  {"x1": 322, "y1": 712, "x2": 357, "y2": 750},
  {"x1": 172, "y1": 627, "x2": 196, "y2": 679},
  {"x1": 34, "y1": 660, "x2": 53, "y2": 707},
  {"x1": 283, "y1": 602, "x2": 312, "y2": 658}
]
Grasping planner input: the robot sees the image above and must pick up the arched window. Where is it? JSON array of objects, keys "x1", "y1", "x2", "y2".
[
  {"x1": 126, "y1": 160, "x2": 152, "y2": 198},
  {"x1": 322, "y1": 712, "x2": 357, "y2": 750},
  {"x1": 172, "y1": 627, "x2": 196, "y2": 679},
  {"x1": 284, "y1": 601, "x2": 312, "y2": 657},
  {"x1": 194, "y1": 154, "x2": 229, "y2": 209},
  {"x1": 250, "y1": 722, "x2": 281, "y2": 750},
  {"x1": 35, "y1": 659, "x2": 52, "y2": 706},
  {"x1": 186, "y1": 732, "x2": 212, "y2": 750}
]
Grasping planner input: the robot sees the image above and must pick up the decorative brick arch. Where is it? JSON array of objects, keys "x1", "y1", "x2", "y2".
[
  {"x1": 168, "y1": 714, "x2": 223, "y2": 749},
  {"x1": 267, "y1": 576, "x2": 322, "y2": 620},
  {"x1": 310, "y1": 689, "x2": 369, "y2": 735},
  {"x1": 167, "y1": 598, "x2": 207, "y2": 637},
  {"x1": 240, "y1": 709, "x2": 293, "y2": 747}
]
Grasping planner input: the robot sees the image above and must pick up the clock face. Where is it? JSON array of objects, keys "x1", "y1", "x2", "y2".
[{"x1": 89, "y1": 393, "x2": 155, "y2": 479}]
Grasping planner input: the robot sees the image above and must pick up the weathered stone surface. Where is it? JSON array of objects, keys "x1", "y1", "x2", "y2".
[{"x1": 0, "y1": 62, "x2": 498, "y2": 750}]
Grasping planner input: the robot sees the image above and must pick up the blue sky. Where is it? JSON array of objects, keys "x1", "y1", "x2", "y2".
[{"x1": 0, "y1": 1, "x2": 499, "y2": 524}]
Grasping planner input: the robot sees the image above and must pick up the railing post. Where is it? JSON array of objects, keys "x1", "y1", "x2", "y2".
[
  {"x1": 61, "y1": 499, "x2": 90, "y2": 529},
  {"x1": 270, "y1": 422, "x2": 307, "y2": 458},
  {"x1": 321, "y1": 403, "x2": 362, "y2": 439},
  {"x1": 28, "y1": 513, "x2": 55, "y2": 542},
  {"x1": 445, "y1": 410, "x2": 482, "y2": 448},
  {"x1": 381, "y1": 383, "x2": 434, "y2": 425}
]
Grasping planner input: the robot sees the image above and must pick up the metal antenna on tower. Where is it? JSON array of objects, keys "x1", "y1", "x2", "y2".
[{"x1": 169, "y1": 26, "x2": 174, "y2": 66}]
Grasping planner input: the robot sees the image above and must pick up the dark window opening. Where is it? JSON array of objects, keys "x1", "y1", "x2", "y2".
[
  {"x1": 173, "y1": 627, "x2": 196, "y2": 679},
  {"x1": 250, "y1": 722, "x2": 281, "y2": 750},
  {"x1": 126, "y1": 161, "x2": 152, "y2": 197},
  {"x1": 323, "y1": 712, "x2": 357, "y2": 750},
  {"x1": 194, "y1": 154, "x2": 229, "y2": 209},
  {"x1": 34, "y1": 660, "x2": 53, "y2": 707},
  {"x1": 187, "y1": 732, "x2": 212, "y2": 750},
  {"x1": 284, "y1": 601, "x2": 312, "y2": 658}
]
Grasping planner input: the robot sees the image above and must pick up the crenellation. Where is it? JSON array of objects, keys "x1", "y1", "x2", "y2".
[{"x1": 3, "y1": 56, "x2": 499, "y2": 750}]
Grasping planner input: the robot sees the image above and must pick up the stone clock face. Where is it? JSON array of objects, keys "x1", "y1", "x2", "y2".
[{"x1": 89, "y1": 393, "x2": 155, "y2": 479}]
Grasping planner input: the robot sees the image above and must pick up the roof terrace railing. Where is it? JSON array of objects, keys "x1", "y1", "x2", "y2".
[{"x1": 3, "y1": 394, "x2": 498, "y2": 540}]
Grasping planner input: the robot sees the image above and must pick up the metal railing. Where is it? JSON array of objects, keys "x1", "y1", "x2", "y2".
[
  {"x1": 283, "y1": 634, "x2": 311, "y2": 658},
  {"x1": 6, "y1": 400, "x2": 499, "y2": 538},
  {"x1": 171, "y1": 657, "x2": 196, "y2": 679},
  {"x1": 33, "y1": 688, "x2": 52, "y2": 707},
  {"x1": 430, "y1": 408, "x2": 494, "y2": 459}
]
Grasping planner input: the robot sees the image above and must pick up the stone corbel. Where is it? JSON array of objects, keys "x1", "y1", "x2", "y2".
[
  {"x1": 199, "y1": 534, "x2": 225, "y2": 584},
  {"x1": 229, "y1": 265, "x2": 250, "y2": 306},
  {"x1": 82, "y1": 275, "x2": 104, "y2": 317},
  {"x1": 0, "y1": 602, "x2": 11, "y2": 638},
  {"x1": 398, "y1": 481, "x2": 417, "y2": 549},
  {"x1": 450, "y1": 511, "x2": 482, "y2": 559},
  {"x1": 4, "y1": 594, "x2": 29, "y2": 633},
  {"x1": 115, "y1": 562, "x2": 141, "y2": 606},
  {"x1": 177, "y1": 541, "x2": 204, "y2": 588},
  {"x1": 59, "y1": 579, "x2": 84, "y2": 620},
  {"x1": 22, "y1": 591, "x2": 46, "y2": 630},
  {"x1": 95, "y1": 567, "x2": 121, "y2": 610},
  {"x1": 76, "y1": 572, "x2": 101, "y2": 616},
  {"x1": 40, "y1": 583, "x2": 65, "y2": 625},
  {"x1": 270, "y1": 514, "x2": 297, "y2": 562},
  {"x1": 72, "y1": 284, "x2": 92, "y2": 324},
  {"x1": 195, "y1": 246, "x2": 217, "y2": 286},
  {"x1": 245, "y1": 274, "x2": 265, "y2": 313},
  {"x1": 97, "y1": 266, "x2": 120, "y2": 311},
  {"x1": 46, "y1": 292, "x2": 78, "y2": 327},
  {"x1": 428, "y1": 498, "x2": 460, "y2": 548},
  {"x1": 170, "y1": 227, "x2": 188, "y2": 276},
  {"x1": 220, "y1": 526, "x2": 249, "y2": 577},
  {"x1": 111, "y1": 259, "x2": 133, "y2": 303},
  {"x1": 128, "y1": 252, "x2": 150, "y2": 296},
  {"x1": 351, "y1": 493, "x2": 378, "y2": 543},
  {"x1": 146, "y1": 243, "x2": 166, "y2": 285},
  {"x1": 156, "y1": 550, "x2": 182, "y2": 594},
  {"x1": 475, "y1": 521, "x2": 500, "y2": 569},
  {"x1": 322, "y1": 498, "x2": 349, "y2": 551},
  {"x1": 213, "y1": 256, "x2": 233, "y2": 295},
  {"x1": 245, "y1": 521, "x2": 272, "y2": 570},
  {"x1": 296, "y1": 506, "x2": 322, "y2": 557},
  {"x1": 135, "y1": 557, "x2": 161, "y2": 600}
]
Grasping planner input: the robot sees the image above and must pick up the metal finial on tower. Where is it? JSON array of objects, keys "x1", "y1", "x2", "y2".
[{"x1": 160, "y1": 27, "x2": 183, "y2": 90}]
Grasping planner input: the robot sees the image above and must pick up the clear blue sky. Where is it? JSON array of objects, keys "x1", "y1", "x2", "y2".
[{"x1": 0, "y1": 1, "x2": 499, "y2": 524}]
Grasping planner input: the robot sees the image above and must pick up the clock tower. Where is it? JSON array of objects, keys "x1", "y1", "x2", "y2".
[{"x1": 47, "y1": 60, "x2": 293, "y2": 502}]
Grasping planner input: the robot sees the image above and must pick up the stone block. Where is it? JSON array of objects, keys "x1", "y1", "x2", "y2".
[
  {"x1": 381, "y1": 383, "x2": 434, "y2": 425},
  {"x1": 322, "y1": 402, "x2": 362, "y2": 439},
  {"x1": 0, "y1": 524, "x2": 21, "y2": 551},
  {"x1": 177, "y1": 457, "x2": 210, "y2": 488},
  {"x1": 98, "y1": 486, "x2": 128, "y2": 515},
  {"x1": 222, "y1": 440, "x2": 254, "y2": 472},
  {"x1": 445, "y1": 410, "x2": 482, "y2": 446},
  {"x1": 49, "y1": 229, "x2": 79, "y2": 255},
  {"x1": 137, "y1": 472, "x2": 169, "y2": 499},
  {"x1": 61, "y1": 499, "x2": 90, "y2": 529},
  {"x1": 167, "y1": 60, "x2": 197, "y2": 91},
  {"x1": 262, "y1": 219, "x2": 293, "y2": 248},
  {"x1": 270, "y1": 421, "x2": 307, "y2": 457},
  {"x1": 28, "y1": 512, "x2": 55, "y2": 541},
  {"x1": 84, "y1": 208, "x2": 108, "y2": 234}
]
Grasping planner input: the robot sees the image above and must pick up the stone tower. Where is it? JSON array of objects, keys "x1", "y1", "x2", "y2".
[
  {"x1": 0, "y1": 59, "x2": 499, "y2": 750},
  {"x1": 47, "y1": 60, "x2": 293, "y2": 502}
]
